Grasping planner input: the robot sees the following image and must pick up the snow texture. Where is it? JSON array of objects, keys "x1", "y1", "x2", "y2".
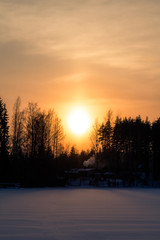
[{"x1": 0, "y1": 188, "x2": 160, "y2": 240}]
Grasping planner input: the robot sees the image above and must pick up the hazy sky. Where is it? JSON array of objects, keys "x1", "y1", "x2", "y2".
[{"x1": 1, "y1": 0, "x2": 160, "y2": 147}]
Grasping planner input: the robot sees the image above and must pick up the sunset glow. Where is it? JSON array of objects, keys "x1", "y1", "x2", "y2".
[{"x1": 1, "y1": 0, "x2": 160, "y2": 149}]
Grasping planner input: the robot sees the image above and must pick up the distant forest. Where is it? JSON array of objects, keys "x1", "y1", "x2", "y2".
[{"x1": 1, "y1": 96, "x2": 160, "y2": 187}]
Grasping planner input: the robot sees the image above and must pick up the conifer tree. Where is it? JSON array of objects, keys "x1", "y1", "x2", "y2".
[{"x1": 0, "y1": 98, "x2": 9, "y2": 163}]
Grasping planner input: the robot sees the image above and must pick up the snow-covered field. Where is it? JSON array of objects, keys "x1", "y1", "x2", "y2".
[{"x1": 0, "y1": 188, "x2": 160, "y2": 240}]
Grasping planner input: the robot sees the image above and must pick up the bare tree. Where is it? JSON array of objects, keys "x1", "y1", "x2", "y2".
[
  {"x1": 90, "y1": 118, "x2": 100, "y2": 153},
  {"x1": 52, "y1": 114, "x2": 64, "y2": 158},
  {"x1": 24, "y1": 102, "x2": 40, "y2": 158},
  {"x1": 45, "y1": 109, "x2": 54, "y2": 155},
  {"x1": 90, "y1": 119, "x2": 100, "y2": 169},
  {"x1": 11, "y1": 97, "x2": 24, "y2": 157}
]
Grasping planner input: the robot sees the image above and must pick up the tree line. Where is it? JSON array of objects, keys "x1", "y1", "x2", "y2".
[
  {"x1": 90, "y1": 110, "x2": 160, "y2": 186},
  {"x1": 0, "y1": 97, "x2": 91, "y2": 186},
  {"x1": 1, "y1": 97, "x2": 160, "y2": 187}
]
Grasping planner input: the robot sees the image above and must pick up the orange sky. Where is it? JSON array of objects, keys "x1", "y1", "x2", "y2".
[{"x1": 1, "y1": 0, "x2": 160, "y2": 150}]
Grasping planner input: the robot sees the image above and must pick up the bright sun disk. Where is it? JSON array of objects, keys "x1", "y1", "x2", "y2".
[{"x1": 68, "y1": 108, "x2": 90, "y2": 135}]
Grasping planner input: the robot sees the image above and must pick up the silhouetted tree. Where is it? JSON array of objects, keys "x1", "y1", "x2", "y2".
[
  {"x1": 111, "y1": 116, "x2": 151, "y2": 185},
  {"x1": 0, "y1": 98, "x2": 9, "y2": 180},
  {"x1": 133, "y1": 116, "x2": 151, "y2": 176},
  {"x1": 98, "y1": 110, "x2": 113, "y2": 152},
  {"x1": 69, "y1": 146, "x2": 79, "y2": 169},
  {"x1": 90, "y1": 119, "x2": 100, "y2": 152},
  {"x1": 45, "y1": 109, "x2": 54, "y2": 157},
  {"x1": 152, "y1": 118, "x2": 160, "y2": 181},
  {"x1": 52, "y1": 114, "x2": 64, "y2": 158},
  {"x1": 11, "y1": 97, "x2": 24, "y2": 159},
  {"x1": 90, "y1": 119, "x2": 101, "y2": 169},
  {"x1": 0, "y1": 98, "x2": 9, "y2": 158},
  {"x1": 112, "y1": 116, "x2": 123, "y2": 152},
  {"x1": 24, "y1": 102, "x2": 40, "y2": 159}
]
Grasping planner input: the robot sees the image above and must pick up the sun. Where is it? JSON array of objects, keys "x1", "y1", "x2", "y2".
[{"x1": 67, "y1": 107, "x2": 91, "y2": 135}]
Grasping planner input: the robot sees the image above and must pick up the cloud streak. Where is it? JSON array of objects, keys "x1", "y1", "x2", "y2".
[{"x1": 1, "y1": 0, "x2": 160, "y2": 124}]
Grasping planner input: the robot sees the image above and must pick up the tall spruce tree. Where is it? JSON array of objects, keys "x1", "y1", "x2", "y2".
[{"x1": 0, "y1": 98, "x2": 9, "y2": 168}]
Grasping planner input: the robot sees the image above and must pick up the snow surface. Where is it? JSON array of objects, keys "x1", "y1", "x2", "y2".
[{"x1": 0, "y1": 188, "x2": 160, "y2": 240}]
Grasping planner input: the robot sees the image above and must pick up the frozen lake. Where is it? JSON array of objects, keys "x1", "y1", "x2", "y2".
[{"x1": 0, "y1": 188, "x2": 160, "y2": 240}]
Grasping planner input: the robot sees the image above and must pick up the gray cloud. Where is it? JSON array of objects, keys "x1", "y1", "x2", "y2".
[{"x1": 0, "y1": 40, "x2": 75, "y2": 81}]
